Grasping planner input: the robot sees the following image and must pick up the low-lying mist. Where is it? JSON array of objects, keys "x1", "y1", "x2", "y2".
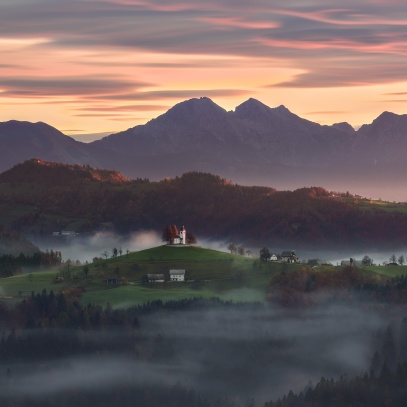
[
  {"x1": 32, "y1": 231, "x2": 233, "y2": 263},
  {"x1": 1, "y1": 302, "x2": 398, "y2": 405},
  {"x1": 31, "y1": 229, "x2": 407, "y2": 267},
  {"x1": 33, "y1": 230, "x2": 163, "y2": 262}
]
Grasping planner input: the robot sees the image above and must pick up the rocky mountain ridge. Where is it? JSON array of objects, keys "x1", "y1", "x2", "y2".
[{"x1": 1, "y1": 97, "x2": 407, "y2": 200}]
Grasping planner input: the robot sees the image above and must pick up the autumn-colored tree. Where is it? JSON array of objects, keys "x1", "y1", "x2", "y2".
[
  {"x1": 186, "y1": 230, "x2": 197, "y2": 244},
  {"x1": 162, "y1": 225, "x2": 175, "y2": 244}
]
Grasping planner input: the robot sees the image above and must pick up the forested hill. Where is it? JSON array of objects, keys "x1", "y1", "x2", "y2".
[
  {"x1": 0, "y1": 159, "x2": 130, "y2": 186},
  {"x1": 1, "y1": 160, "x2": 407, "y2": 249}
]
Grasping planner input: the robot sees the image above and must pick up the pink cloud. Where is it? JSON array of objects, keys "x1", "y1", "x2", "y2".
[
  {"x1": 273, "y1": 8, "x2": 407, "y2": 26},
  {"x1": 258, "y1": 37, "x2": 407, "y2": 55},
  {"x1": 198, "y1": 17, "x2": 280, "y2": 30}
]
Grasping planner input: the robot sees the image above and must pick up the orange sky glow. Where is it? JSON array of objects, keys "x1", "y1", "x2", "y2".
[{"x1": 1, "y1": 0, "x2": 407, "y2": 141}]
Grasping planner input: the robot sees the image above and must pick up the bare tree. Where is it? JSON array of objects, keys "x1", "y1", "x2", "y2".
[
  {"x1": 398, "y1": 255, "x2": 405, "y2": 265},
  {"x1": 362, "y1": 255, "x2": 373, "y2": 266}
]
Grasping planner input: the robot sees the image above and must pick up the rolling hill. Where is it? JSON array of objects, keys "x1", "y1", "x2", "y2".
[
  {"x1": 0, "y1": 245, "x2": 285, "y2": 307},
  {"x1": 2, "y1": 244, "x2": 407, "y2": 309}
]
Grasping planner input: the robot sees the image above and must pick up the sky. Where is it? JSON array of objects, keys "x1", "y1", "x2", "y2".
[{"x1": 1, "y1": 0, "x2": 407, "y2": 142}]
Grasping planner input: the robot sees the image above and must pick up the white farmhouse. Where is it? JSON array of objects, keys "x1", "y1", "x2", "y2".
[
  {"x1": 169, "y1": 269, "x2": 185, "y2": 282},
  {"x1": 281, "y1": 251, "x2": 298, "y2": 263}
]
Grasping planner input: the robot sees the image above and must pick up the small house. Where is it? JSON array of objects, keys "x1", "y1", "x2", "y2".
[
  {"x1": 169, "y1": 269, "x2": 185, "y2": 282},
  {"x1": 106, "y1": 276, "x2": 119, "y2": 285},
  {"x1": 269, "y1": 254, "x2": 278, "y2": 261},
  {"x1": 147, "y1": 273, "x2": 165, "y2": 283},
  {"x1": 281, "y1": 251, "x2": 298, "y2": 263}
]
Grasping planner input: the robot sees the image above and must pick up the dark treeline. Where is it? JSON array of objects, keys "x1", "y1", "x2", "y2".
[
  {"x1": 0, "y1": 293, "x2": 261, "y2": 359},
  {"x1": 2, "y1": 161, "x2": 407, "y2": 248},
  {"x1": 0, "y1": 250, "x2": 62, "y2": 277},
  {"x1": 267, "y1": 266, "x2": 407, "y2": 307},
  {"x1": 265, "y1": 363, "x2": 407, "y2": 407},
  {"x1": 0, "y1": 293, "x2": 261, "y2": 333}
]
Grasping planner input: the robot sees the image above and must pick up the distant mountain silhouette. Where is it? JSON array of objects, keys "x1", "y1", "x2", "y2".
[
  {"x1": 1, "y1": 98, "x2": 407, "y2": 200},
  {"x1": 92, "y1": 97, "x2": 352, "y2": 168},
  {"x1": 0, "y1": 120, "x2": 138, "y2": 175}
]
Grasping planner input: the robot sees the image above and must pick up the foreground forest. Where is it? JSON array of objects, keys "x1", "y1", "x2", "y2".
[
  {"x1": 1, "y1": 274, "x2": 407, "y2": 407},
  {"x1": 1, "y1": 159, "x2": 407, "y2": 249}
]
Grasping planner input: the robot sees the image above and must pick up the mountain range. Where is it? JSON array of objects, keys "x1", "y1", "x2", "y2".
[{"x1": 1, "y1": 97, "x2": 407, "y2": 200}]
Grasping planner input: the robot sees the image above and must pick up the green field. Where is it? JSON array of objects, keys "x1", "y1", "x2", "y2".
[
  {"x1": 0, "y1": 246, "x2": 294, "y2": 308},
  {"x1": 1, "y1": 245, "x2": 407, "y2": 308}
]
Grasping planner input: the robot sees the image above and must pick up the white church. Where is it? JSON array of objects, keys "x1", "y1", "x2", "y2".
[{"x1": 172, "y1": 225, "x2": 186, "y2": 245}]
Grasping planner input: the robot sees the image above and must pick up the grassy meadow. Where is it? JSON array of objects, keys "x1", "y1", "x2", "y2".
[
  {"x1": 0, "y1": 246, "x2": 294, "y2": 308},
  {"x1": 1, "y1": 245, "x2": 407, "y2": 308}
]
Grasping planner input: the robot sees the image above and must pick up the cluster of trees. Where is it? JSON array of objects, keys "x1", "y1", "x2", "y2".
[
  {"x1": 4, "y1": 165, "x2": 407, "y2": 249},
  {"x1": 388, "y1": 253, "x2": 405, "y2": 265},
  {"x1": 226, "y1": 243, "x2": 250, "y2": 256},
  {"x1": 0, "y1": 289, "x2": 138, "y2": 332},
  {"x1": 361, "y1": 254, "x2": 406, "y2": 266},
  {"x1": 0, "y1": 250, "x2": 62, "y2": 277}
]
